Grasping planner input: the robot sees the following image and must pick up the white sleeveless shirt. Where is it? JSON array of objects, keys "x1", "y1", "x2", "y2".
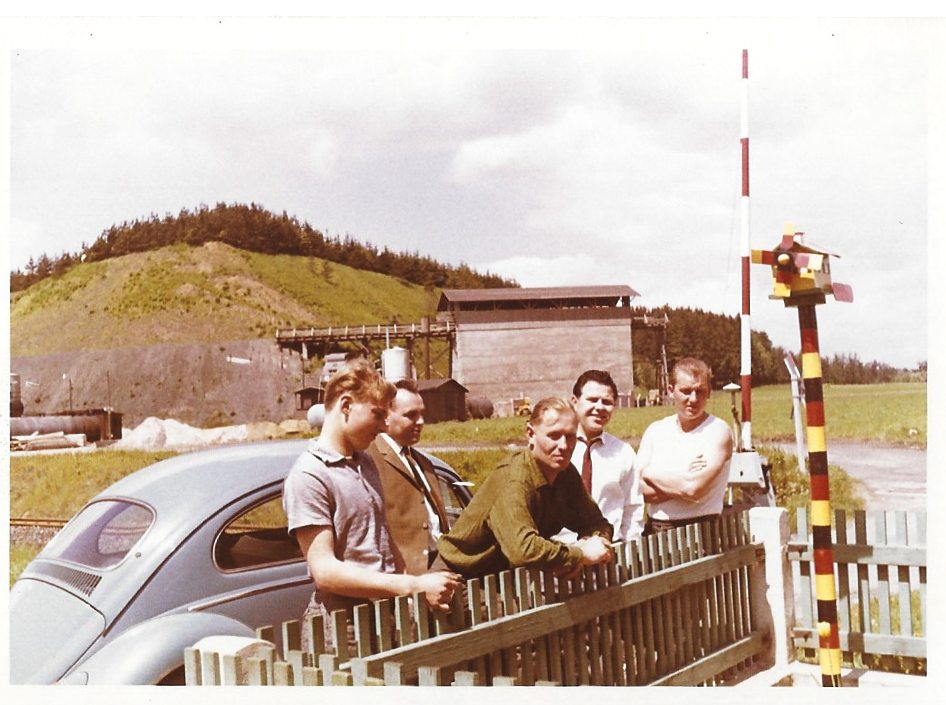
[{"x1": 643, "y1": 414, "x2": 732, "y2": 520}]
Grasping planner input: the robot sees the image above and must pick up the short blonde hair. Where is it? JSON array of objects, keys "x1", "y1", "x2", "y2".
[
  {"x1": 671, "y1": 358, "x2": 713, "y2": 388},
  {"x1": 323, "y1": 358, "x2": 395, "y2": 410},
  {"x1": 529, "y1": 397, "x2": 578, "y2": 427}
]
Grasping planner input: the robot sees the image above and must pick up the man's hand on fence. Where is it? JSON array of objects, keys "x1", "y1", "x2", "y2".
[
  {"x1": 416, "y1": 570, "x2": 463, "y2": 612},
  {"x1": 578, "y1": 535, "x2": 615, "y2": 566},
  {"x1": 552, "y1": 536, "x2": 614, "y2": 579}
]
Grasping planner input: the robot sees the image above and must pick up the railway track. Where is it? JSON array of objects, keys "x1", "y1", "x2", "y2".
[
  {"x1": 9, "y1": 518, "x2": 67, "y2": 546},
  {"x1": 10, "y1": 518, "x2": 68, "y2": 529}
]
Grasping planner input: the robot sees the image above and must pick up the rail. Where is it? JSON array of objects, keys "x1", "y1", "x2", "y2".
[
  {"x1": 275, "y1": 321, "x2": 456, "y2": 346},
  {"x1": 10, "y1": 518, "x2": 69, "y2": 530}
]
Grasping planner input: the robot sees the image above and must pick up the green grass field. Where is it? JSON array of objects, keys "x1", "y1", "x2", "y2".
[
  {"x1": 10, "y1": 383, "x2": 923, "y2": 519},
  {"x1": 422, "y1": 383, "x2": 926, "y2": 447},
  {"x1": 9, "y1": 382, "x2": 923, "y2": 585}
]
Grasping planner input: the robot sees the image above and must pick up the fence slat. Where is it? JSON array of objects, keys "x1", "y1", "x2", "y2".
[
  {"x1": 453, "y1": 670, "x2": 479, "y2": 686},
  {"x1": 412, "y1": 591, "x2": 430, "y2": 643},
  {"x1": 853, "y1": 510, "x2": 870, "y2": 637},
  {"x1": 417, "y1": 664, "x2": 440, "y2": 686},
  {"x1": 651, "y1": 534, "x2": 670, "y2": 677},
  {"x1": 914, "y1": 511, "x2": 927, "y2": 639},
  {"x1": 273, "y1": 660, "x2": 293, "y2": 685},
  {"x1": 194, "y1": 508, "x2": 924, "y2": 689},
  {"x1": 287, "y1": 649, "x2": 309, "y2": 685},
  {"x1": 541, "y1": 571, "x2": 562, "y2": 685},
  {"x1": 892, "y1": 511, "x2": 912, "y2": 637},
  {"x1": 246, "y1": 656, "x2": 269, "y2": 685},
  {"x1": 834, "y1": 509, "x2": 853, "y2": 646},
  {"x1": 354, "y1": 603, "x2": 373, "y2": 658},
  {"x1": 395, "y1": 595, "x2": 413, "y2": 646},
  {"x1": 874, "y1": 512, "x2": 892, "y2": 636},
  {"x1": 183, "y1": 647, "x2": 200, "y2": 685},
  {"x1": 383, "y1": 661, "x2": 403, "y2": 685},
  {"x1": 301, "y1": 665, "x2": 322, "y2": 685},
  {"x1": 515, "y1": 568, "x2": 536, "y2": 685},
  {"x1": 200, "y1": 647, "x2": 221, "y2": 686},
  {"x1": 375, "y1": 598, "x2": 393, "y2": 653}
]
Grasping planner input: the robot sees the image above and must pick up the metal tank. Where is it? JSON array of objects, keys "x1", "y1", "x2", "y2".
[
  {"x1": 10, "y1": 409, "x2": 122, "y2": 443},
  {"x1": 381, "y1": 347, "x2": 412, "y2": 382}
]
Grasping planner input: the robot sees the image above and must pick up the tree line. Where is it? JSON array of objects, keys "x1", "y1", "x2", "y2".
[
  {"x1": 9, "y1": 202, "x2": 517, "y2": 293},
  {"x1": 630, "y1": 305, "x2": 922, "y2": 388},
  {"x1": 10, "y1": 203, "x2": 922, "y2": 385}
]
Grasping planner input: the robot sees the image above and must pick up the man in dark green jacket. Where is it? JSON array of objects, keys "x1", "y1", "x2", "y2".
[{"x1": 436, "y1": 397, "x2": 614, "y2": 579}]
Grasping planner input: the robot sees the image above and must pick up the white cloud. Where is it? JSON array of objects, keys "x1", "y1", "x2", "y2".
[
  {"x1": 484, "y1": 253, "x2": 604, "y2": 288},
  {"x1": 5, "y1": 17, "x2": 937, "y2": 370}
]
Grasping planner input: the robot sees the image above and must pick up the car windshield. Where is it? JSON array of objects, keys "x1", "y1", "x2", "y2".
[{"x1": 42, "y1": 500, "x2": 154, "y2": 570}]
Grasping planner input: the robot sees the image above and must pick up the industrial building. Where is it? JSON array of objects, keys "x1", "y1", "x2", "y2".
[
  {"x1": 275, "y1": 285, "x2": 662, "y2": 418},
  {"x1": 436, "y1": 286, "x2": 639, "y2": 413}
]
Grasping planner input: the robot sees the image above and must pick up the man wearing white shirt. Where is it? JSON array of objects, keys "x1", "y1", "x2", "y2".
[
  {"x1": 636, "y1": 358, "x2": 733, "y2": 536},
  {"x1": 559, "y1": 369, "x2": 644, "y2": 544}
]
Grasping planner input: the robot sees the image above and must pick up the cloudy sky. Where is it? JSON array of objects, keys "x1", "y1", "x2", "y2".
[{"x1": 5, "y1": 15, "x2": 941, "y2": 369}]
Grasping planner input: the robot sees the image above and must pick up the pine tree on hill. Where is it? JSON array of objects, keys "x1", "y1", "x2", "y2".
[{"x1": 10, "y1": 202, "x2": 517, "y2": 294}]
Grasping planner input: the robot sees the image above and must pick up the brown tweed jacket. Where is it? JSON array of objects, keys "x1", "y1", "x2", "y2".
[{"x1": 367, "y1": 437, "x2": 449, "y2": 576}]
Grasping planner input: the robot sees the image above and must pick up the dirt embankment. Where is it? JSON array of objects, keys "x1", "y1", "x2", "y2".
[{"x1": 11, "y1": 339, "x2": 308, "y2": 429}]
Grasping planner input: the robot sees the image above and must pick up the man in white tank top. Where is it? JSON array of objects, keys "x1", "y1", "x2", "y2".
[{"x1": 635, "y1": 358, "x2": 733, "y2": 535}]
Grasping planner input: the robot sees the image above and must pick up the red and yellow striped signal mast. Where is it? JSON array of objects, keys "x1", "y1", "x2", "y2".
[{"x1": 752, "y1": 223, "x2": 853, "y2": 686}]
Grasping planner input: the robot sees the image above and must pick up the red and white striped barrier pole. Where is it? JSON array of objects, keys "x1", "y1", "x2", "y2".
[{"x1": 740, "y1": 49, "x2": 753, "y2": 450}]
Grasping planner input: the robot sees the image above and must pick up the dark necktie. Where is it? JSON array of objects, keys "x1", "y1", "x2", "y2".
[
  {"x1": 402, "y1": 447, "x2": 450, "y2": 532},
  {"x1": 579, "y1": 437, "x2": 601, "y2": 494}
]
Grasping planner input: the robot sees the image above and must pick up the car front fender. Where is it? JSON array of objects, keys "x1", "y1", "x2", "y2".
[{"x1": 58, "y1": 612, "x2": 259, "y2": 685}]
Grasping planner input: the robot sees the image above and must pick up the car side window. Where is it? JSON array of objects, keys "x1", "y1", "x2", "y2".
[
  {"x1": 436, "y1": 476, "x2": 467, "y2": 529},
  {"x1": 214, "y1": 495, "x2": 303, "y2": 571}
]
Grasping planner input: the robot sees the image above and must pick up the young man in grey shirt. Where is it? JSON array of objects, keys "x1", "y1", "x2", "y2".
[{"x1": 283, "y1": 359, "x2": 461, "y2": 651}]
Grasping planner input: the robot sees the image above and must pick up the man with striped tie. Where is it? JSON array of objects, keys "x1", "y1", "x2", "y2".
[{"x1": 559, "y1": 370, "x2": 644, "y2": 544}]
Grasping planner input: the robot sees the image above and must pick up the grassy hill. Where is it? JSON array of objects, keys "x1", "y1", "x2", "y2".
[
  {"x1": 11, "y1": 241, "x2": 440, "y2": 356},
  {"x1": 10, "y1": 242, "x2": 447, "y2": 427}
]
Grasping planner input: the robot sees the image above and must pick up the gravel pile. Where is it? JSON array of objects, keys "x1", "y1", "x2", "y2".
[{"x1": 111, "y1": 417, "x2": 250, "y2": 451}]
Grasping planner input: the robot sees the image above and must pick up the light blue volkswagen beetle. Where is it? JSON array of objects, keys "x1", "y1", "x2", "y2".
[{"x1": 9, "y1": 439, "x2": 471, "y2": 684}]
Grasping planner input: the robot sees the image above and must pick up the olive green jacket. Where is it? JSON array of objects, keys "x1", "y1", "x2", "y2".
[{"x1": 437, "y1": 448, "x2": 612, "y2": 578}]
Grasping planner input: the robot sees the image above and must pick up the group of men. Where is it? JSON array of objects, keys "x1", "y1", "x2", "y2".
[{"x1": 282, "y1": 356, "x2": 733, "y2": 648}]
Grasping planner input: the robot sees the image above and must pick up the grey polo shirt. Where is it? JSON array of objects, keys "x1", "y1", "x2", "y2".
[{"x1": 283, "y1": 437, "x2": 396, "y2": 622}]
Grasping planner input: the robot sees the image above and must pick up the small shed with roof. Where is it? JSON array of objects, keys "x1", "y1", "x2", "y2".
[
  {"x1": 416, "y1": 378, "x2": 469, "y2": 424},
  {"x1": 436, "y1": 286, "x2": 638, "y2": 412}
]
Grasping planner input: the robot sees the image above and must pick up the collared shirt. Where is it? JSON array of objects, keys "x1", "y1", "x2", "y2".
[
  {"x1": 436, "y1": 447, "x2": 613, "y2": 579},
  {"x1": 557, "y1": 430, "x2": 644, "y2": 543},
  {"x1": 379, "y1": 433, "x2": 442, "y2": 544},
  {"x1": 282, "y1": 437, "x2": 395, "y2": 618}
]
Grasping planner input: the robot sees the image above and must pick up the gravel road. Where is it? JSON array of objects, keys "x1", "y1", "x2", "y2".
[{"x1": 777, "y1": 440, "x2": 926, "y2": 513}]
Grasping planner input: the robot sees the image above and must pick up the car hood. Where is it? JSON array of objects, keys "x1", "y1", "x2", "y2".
[{"x1": 9, "y1": 578, "x2": 106, "y2": 684}]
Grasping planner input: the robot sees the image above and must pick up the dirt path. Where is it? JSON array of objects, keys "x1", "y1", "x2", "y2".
[{"x1": 777, "y1": 440, "x2": 926, "y2": 513}]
